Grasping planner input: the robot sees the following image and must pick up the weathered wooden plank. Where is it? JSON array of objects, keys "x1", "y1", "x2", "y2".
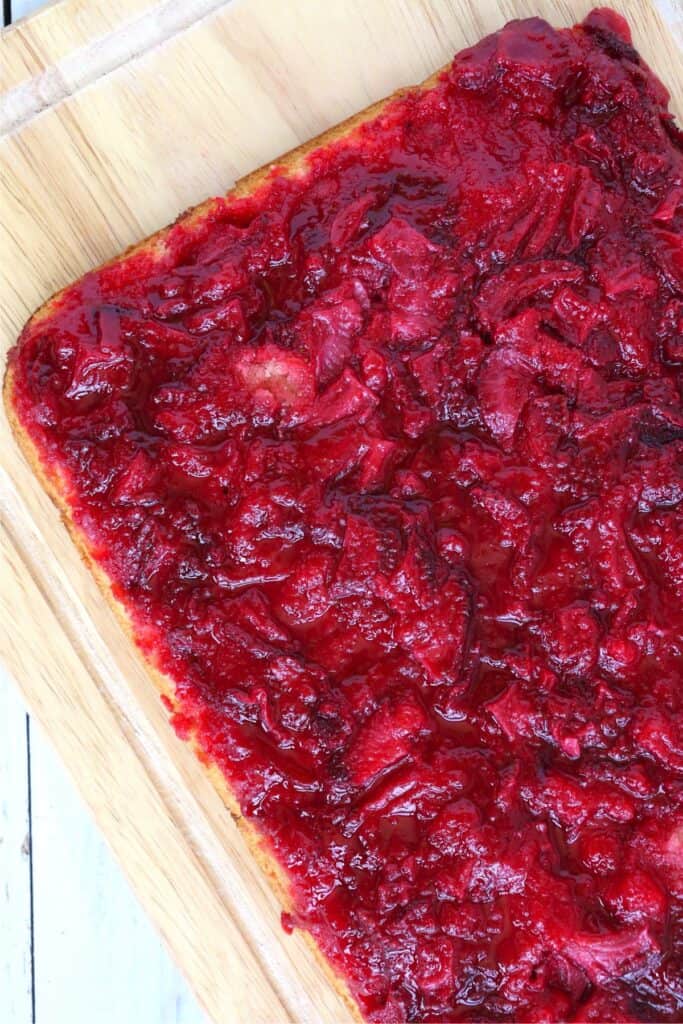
[
  {"x1": 0, "y1": 672, "x2": 32, "y2": 1024},
  {"x1": 29, "y1": 720, "x2": 205, "y2": 1024}
]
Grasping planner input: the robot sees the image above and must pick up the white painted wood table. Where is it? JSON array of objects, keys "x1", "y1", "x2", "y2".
[{"x1": 0, "y1": 11, "x2": 203, "y2": 1024}]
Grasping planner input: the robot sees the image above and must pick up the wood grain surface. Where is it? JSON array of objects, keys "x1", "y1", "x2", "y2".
[{"x1": 1, "y1": 2, "x2": 682, "y2": 1021}]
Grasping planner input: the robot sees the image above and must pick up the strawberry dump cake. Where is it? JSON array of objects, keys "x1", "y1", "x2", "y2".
[{"x1": 6, "y1": 8, "x2": 683, "y2": 1021}]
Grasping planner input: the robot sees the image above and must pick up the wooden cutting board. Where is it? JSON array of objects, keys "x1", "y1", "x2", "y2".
[{"x1": 1, "y1": 1, "x2": 681, "y2": 1020}]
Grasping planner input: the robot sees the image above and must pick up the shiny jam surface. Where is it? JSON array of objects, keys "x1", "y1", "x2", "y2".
[{"x1": 11, "y1": 10, "x2": 683, "y2": 1021}]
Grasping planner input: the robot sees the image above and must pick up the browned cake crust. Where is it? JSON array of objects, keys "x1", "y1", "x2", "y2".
[{"x1": 4, "y1": 66, "x2": 446, "y2": 1023}]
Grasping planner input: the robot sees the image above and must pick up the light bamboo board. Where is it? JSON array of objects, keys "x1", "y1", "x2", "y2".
[{"x1": 0, "y1": 1, "x2": 681, "y2": 1021}]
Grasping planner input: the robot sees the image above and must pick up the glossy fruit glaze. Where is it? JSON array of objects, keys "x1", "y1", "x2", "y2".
[{"x1": 9, "y1": 9, "x2": 683, "y2": 1021}]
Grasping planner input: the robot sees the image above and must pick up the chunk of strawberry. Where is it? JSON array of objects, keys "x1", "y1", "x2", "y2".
[
  {"x1": 348, "y1": 692, "x2": 428, "y2": 786},
  {"x1": 346, "y1": 694, "x2": 429, "y2": 787},
  {"x1": 604, "y1": 869, "x2": 667, "y2": 925},
  {"x1": 110, "y1": 450, "x2": 159, "y2": 506},
  {"x1": 122, "y1": 312, "x2": 201, "y2": 359},
  {"x1": 185, "y1": 296, "x2": 249, "y2": 338},
  {"x1": 294, "y1": 280, "x2": 368, "y2": 387},
  {"x1": 305, "y1": 368, "x2": 378, "y2": 429},
  {"x1": 65, "y1": 322, "x2": 134, "y2": 403},
  {"x1": 523, "y1": 773, "x2": 635, "y2": 830},
  {"x1": 577, "y1": 829, "x2": 622, "y2": 876},
  {"x1": 229, "y1": 590, "x2": 292, "y2": 645},
  {"x1": 564, "y1": 168, "x2": 604, "y2": 253},
  {"x1": 539, "y1": 603, "x2": 599, "y2": 676},
  {"x1": 470, "y1": 486, "x2": 531, "y2": 553},
  {"x1": 376, "y1": 530, "x2": 469, "y2": 682},
  {"x1": 275, "y1": 550, "x2": 336, "y2": 626},
  {"x1": 235, "y1": 342, "x2": 315, "y2": 416},
  {"x1": 633, "y1": 710, "x2": 683, "y2": 771},
  {"x1": 360, "y1": 349, "x2": 388, "y2": 393},
  {"x1": 487, "y1": 682, "x2": 537, "y2": 741},
  {"x1": 367, "y1": 217, "x2": 441, "y2": 277},
  {"x1": 386, "y1": 274, "x2": 459, "y2": 344},
  {"x1": 477, "y1": 347, "x2": 534, "y2": 449},
  {"x1": 186, "y1": 260, "x2": 247, "y2": 306},
  {"x1": 357, "y1": 438, "x2": 402, "y2": 491},
  {"x1": 649, "y1": 227, "x2": 683, "y2": 291},
  {"x1": 572, "y1": 992, "x2": 638, "y2": 1023},
  {"x1": 413, "y1": 937, "x2": 454, "y2": 994},
  {"x1": 335, "y1": 513, "x2": 393, "y2": 585},
  {"x1": 551, "y1": 286, "x2": 603, "y2": 346},
  {"x1": 475, "y1": 260, "x2": 583, "y2": 329},
  {"x1": 491, "y1": 309, "x2": 600, "y2": 412},
  {"x1": 427, "y1": 799, "x2": 483, "y2": 858},
  {"x1": 329, "y1": 193, "x2": 378, "y2": 250},
  {"x1": 564, "y1": 927, "x2": 659, "y2": 984},
  {"x1": 303, "y1": 423, "x2": 370, "y2": 483},
  {"x1": 409, "y1": 334, "x2": 485, "y2": 425},
  {"x1": 521, "y1": 163, "x2": 578, "y2": 258}
]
